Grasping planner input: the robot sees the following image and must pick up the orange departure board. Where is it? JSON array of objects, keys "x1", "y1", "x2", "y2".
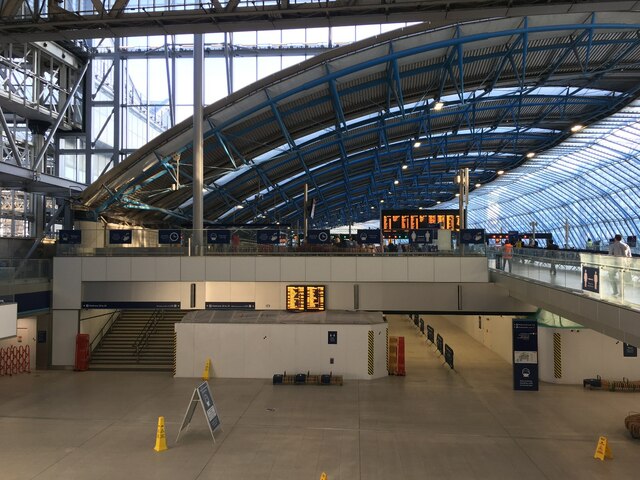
[
  {"x1": 286, "y1": 285, "x2": 326, "y2": 312},
  {"x1": 381, "y1": 209, "x2": 462, "y2": 233}
]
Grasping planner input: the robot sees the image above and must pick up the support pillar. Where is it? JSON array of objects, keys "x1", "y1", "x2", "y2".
[{"x1": 193, "y1": 34, "x2": 204, "y2": 254}]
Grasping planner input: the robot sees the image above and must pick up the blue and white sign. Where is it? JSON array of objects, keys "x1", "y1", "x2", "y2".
[
  {"x1": 58, "y1": 230, "x2": 81, "y2": 244},
  {"x1": 459, "y1": 229, "x2": 485, "y2": 245},
  {"x1": 357, "y1": 229, "x2": 380, "y2": 244},
  {"x1": 306, "y1": 229, "x2": 331, "y2": 244},
  {"x1": 158, "y1": 229, "x2": 182, "y2": 244},
  {"x1": 624, "y1": 343, "x2": 638, "y2": 357},
  {"x1": 581, "y1": 266, "x2": 600, "y2": 293},
  {"x1": 409, "y1": 229, "x2": 438, "y2": 244},
  {"x1": 207, "y1": 229, "x2": 231, "y2": 244},
  {"x1": 109, "y1": 230, "x2": 132, "y2": 244},
  {"x1": 256, "y1": 229, "x2": 280, "y2": 244},
  {"x1": 513, "y1": 319, "x2": 538, "y2": 391}
]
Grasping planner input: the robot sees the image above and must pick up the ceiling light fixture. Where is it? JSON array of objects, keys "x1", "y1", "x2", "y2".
[
  {"x1": 475, "y1": 183, "x2": 481, "y2": 188},
  {"x1": 570, "y1": 124, "x2": 584, "y2": 132},
  {"x1": 526, "y1": 152, "x2": 535, "y2": 158},
  {"x1": 394, "y1": 180, "x2": 399, "y2": 185},
  {"x1": 413, "y1": 141, "x2": 421, "y2": 148},
  {"x1": 497, "y1": 170, "x2": 505, "y2": 175},
  {"x1": 402, "y1": 164, "x2": 408, "y2": 170},
  {"x1": 433, "y1": 101, "x2": 444, "y2": 111}
]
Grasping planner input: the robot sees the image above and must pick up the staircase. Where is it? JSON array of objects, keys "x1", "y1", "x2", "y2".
[{"x1": 90, "y1": 310, "x2": 186, "y2": 371}]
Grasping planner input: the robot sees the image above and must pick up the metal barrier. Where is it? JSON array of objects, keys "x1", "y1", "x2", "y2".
[{"x1": 0, "y1": 345, "x2": 31, "y2": 376}]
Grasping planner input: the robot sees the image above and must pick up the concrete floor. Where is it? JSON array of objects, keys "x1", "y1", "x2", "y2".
[{"x1": 1, "y1": 314, "x2": 639, "y2": 480}]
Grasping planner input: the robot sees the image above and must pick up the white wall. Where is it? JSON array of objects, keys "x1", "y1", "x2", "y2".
[
  {"x1": 539, "y1": 327, "x2": 640, "y2": 384},
  {"x1": 0, "y1": 303, "x2": 17, "y2": 339},
  {"x1": 440, "y1": 314, "x2": 515, "y2": 364},
  {"x1": 175, "y1": 322, "x2": 388, "y2": 380},
  {"x1": 52, "y1": 310, "x2": 78, "y2": 367},
  {"x1": 0, "y1": 315, "x2": 36, "y2": 368},
  {"x1": 79, "y1": 309, "x2": 117, "y2": 350}
]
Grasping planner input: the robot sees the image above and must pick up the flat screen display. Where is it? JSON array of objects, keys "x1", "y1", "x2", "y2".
[{"x1": 286, "y1": 285, "x2": 326, "y2": 312}]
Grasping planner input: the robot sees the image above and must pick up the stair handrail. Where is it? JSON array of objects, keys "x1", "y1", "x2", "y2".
[
  {"x1": 89, "y1": 310, "x2": 121, "y2": 352},
  {"x1": 132, "y1": 309, "x2": 163, "y2": 361}
]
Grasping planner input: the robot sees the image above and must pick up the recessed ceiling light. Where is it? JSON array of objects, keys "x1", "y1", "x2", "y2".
[
  {"x1": 402, "y1": 164, "x2": 408, "y2": 170},
  {"x1": 380, "y1": 199, "x2": 385, "y2": 203},
  {"x1": 436, "y1": 201, "x2": 441, "y2": 204},
  {"x1": 394, "y1": 179, "x2": 399, "y2": 185},
  {"x1": 371, "y1": 206, "x2": 375, "y2": 209},
  {"x1": 237, "y1": 205, "x2": 244, "y2": 209},
  {"x1": 413, "y1": 141, "x2": 421, "y2": 148},
  {"x1": 455, "y1": 193, "x2": 460, "y2": 197},
  {"x1": 497, "y1": 170, "x2": 505, "y2": 175},
  {"x1": 570, "y1": 124, "x2": 583, "y2": 132},
  {"x1": 433, "y1": 101, "x2": 444, "y2": 111},
  {"x1": 526, "y1": 152, "x2": 535, "y2": 158}
]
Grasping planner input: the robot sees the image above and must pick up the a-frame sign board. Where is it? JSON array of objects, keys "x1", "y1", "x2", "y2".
[{"x1": 176, "y1": 381, "x2": 222, "y2": 443}]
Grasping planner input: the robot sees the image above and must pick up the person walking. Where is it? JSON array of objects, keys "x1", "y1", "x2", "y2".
[
  {"x1": 608, "y1": 234, "x2": 631, "y2": 296},
  {"x1": 502, "y1": 239, "x2": 513, "y2": 273}
]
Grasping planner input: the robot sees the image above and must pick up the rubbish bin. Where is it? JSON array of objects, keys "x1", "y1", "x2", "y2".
[{"x1": 74, "y1": 334, "x2": 90, "y2": 371}]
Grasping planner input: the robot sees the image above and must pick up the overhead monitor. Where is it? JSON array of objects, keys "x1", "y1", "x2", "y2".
[{"x1": 286, "y1": 285, "x2": 326, "y2": 312}]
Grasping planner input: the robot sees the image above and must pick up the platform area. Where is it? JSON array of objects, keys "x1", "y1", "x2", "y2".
[{"x1": 1, "y1": 314, "x2": 639, "y2": 479}]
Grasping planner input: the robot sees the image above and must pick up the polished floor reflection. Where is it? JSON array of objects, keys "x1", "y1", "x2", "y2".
[{"x1": 1, "y1": 314, "x2": 639, "y2": 479}]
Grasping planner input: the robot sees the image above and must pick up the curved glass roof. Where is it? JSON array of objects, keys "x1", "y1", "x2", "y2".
[
  {"x1": 78, "y1": 13, "x2": 640, "y2": 232},
  {"x1": 462, "y1": 100, "x2": 640, "y2": 247}
]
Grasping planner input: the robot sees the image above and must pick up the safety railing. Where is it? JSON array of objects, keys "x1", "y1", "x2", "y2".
[
  {"x1": 0, "y1": 258, "x2": 52, "y2": 283},
  {"x1": 88, "y1": 310, "x2": 121, "y2": 353},
  {"x1": 0, "y1": 345, "x2": 31, "y2": 376},
  {"x1": 489, "y1": 246, "x2": 640, "y2": 310},
  {"x1": 132, "y1": 309, "x2": 163, "y2": 362}
]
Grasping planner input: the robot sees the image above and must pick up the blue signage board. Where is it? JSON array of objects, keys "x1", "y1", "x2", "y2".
[
  {"x1": 306, "y1": 229, "x2": 331, "y2": 244},
  {"x1": 82, "y1": 301, "x2": 180, "y2": 309},
  {"x1": 207, "y1": 229, "x2": 231, "y2": 244},
  {"x1": 408, "y1": 229, "x2": 438, "y2": 244},
  {"x1": 58, "y1": 230, "x2": 81, "y2": 244},
  {"x1": 444, "y1": 344, "x2": 454, "y2": 369},
  {"x1": 197, "y1": 381, "x2": 221, "y2": 432},
  {"x1": 459, "y1": 229, "x2": 486, "y2": 245},
  {"x1": 508, "y1": 230, "x2": 519, "y2": 245},
  {"x1": 436, "y1": 334, "x2": 444, "y2": 354},
  {"x1": 205, "y1": 302, "x2": 255, "y2": 310},
  {"x1": 109, "y1": 230, "x2": 132, "y2": 244},
  {"x1": 158, "y1": 229, "x2": 182, "y2": 244},
  {"x1": 624, "y1": 343, "x2": 638, "y2": 357},
  {"x1": 256, "y1": 229, "x2": 280, "y2": 244},
  {"x1": 357, "y1": 229, "x2": 380, "y2": 244},
  {"x1": 513, "y1": 319, "x2": 539, "y2": 391},
  {"x1": 581, "y1": 266, "x2": 600, "y2": 293},
  {"x1": 426, "y1": 325, "x2": 435, "y2": 343}
]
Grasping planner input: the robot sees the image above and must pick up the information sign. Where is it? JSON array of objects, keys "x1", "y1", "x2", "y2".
[
  {"x1": 623, "y1": 343, "x2": 638, "y2": 357},
  {"x1": 286, "y1": 285, "x2": 326, "y2": 312},
  {"x1": 109, "y1": 230, "x2": 132, "y2": 244},
  {"x1": 205, "y1": 302, "x2": 255, "y2": 310},
  {"x1": 459, "y1": 229, "x2": 486, "y2": 245},
  {"x1": 382, "y1": 209, "x2": 461, "y2": 233},
  {"x1": 408, "y1": 229, "x2": 438, "y2": 244},
  {"x1": 328, "y1": 331, "x2": 337, "y2": 345},
  {"x1": 426, "y1": 325, "x2": 435, "y2": 343},
  {"x1": 206, "y1": 229, "x2": 231, "y2": 244},
  {"x1": 158, "y1": 229, "x2": 181, "y2": 244},
  {"x1": 581, "y1": 266, "x2": 600, "y2": 293},
  {"x1": 419, "y1": 318, "x2": 424, "y2": 334},
  {"x1": 357, "y1": 229, "x2": 380, "y2": 244},
  {"x1": 444, "y1": 344, "x2": 454, "y2": 369},
  {"x1": 306, "y1": 229, "x2": 331, "y2": 244},
  {"x1": 512, "y1": 319, "x2": 539, "y2": 391},
  {"x1": 176, "y1": 381, "x2": 222, "y2": 444},
  {"x1": 58, "y1": 230, "x2": 81, "y2": 244},
  {"x1": 256, "y1": 229, "x2": 280, "y2": 244},
  {"x1": 436, "y1": 334, "x2": 444, "y2": 354}
]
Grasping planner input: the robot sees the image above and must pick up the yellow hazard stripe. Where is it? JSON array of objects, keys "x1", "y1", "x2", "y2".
[
  {"x1": 553, "y1": 332, "x2": 562, "y2": 379},
  {"x1": 368, "y1": 330, "x2": 374, "y2": 376}
]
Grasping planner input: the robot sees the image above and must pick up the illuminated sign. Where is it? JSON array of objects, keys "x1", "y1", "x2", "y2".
[
  {"x1": 381, "y1": 209, "x2": 461, "y2": 233},
  {"x1": 286, "y1": 285, "x2": 326, "y2": 312}
]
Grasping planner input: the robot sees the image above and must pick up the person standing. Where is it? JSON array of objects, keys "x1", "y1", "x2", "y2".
[
  {"x1": 547, "y1": 239, "x2": 559, "y2": 275},
  {"x1": 608, "y1": 234, "x2": 631, "y2": 296}
]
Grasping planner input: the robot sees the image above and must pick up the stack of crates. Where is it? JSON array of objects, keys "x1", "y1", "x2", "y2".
[{"x1": 388, "y1": 336, "x2": 406, "y2": 375}]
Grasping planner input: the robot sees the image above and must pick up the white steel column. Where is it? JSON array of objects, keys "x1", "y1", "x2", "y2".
[{"x1": 193, "y1": 34, "x2": 204, "y2": 253}]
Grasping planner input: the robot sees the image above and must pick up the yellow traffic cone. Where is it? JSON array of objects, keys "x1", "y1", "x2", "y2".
[
  {"x1": 154, "y1": 416, "x2": 168, "y2": 452},
  {"x1": 320, "y1": 473, "x2": 328, "y2": 480},
  {"x1": 202, "y1": 358, "x2": 211, "y2": 381}
]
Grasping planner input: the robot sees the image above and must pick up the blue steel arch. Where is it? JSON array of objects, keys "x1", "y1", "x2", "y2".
[{"x1": 79, "y1": 13, "x2": 640, "y2": 232}]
